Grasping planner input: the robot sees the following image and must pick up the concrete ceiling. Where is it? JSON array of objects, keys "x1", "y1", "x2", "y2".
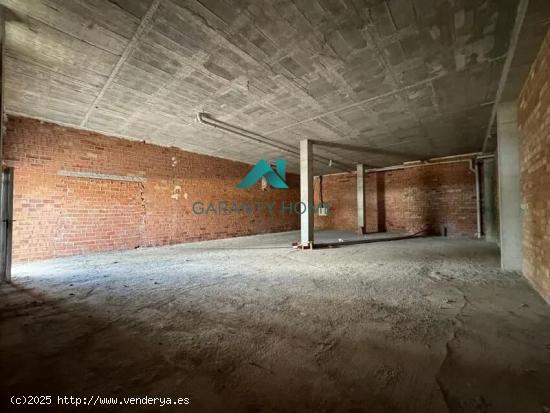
[{"x1": 1, "y1": 0, "x2": 547, "y2": 173}]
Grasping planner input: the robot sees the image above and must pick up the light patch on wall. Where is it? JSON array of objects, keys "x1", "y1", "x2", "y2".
[
  {"x1": 172, "y1": 185, "x2": 182, "y2": 200},
  {"x1": 57, "y1": 170, "x2": 145, "y2": 182}
]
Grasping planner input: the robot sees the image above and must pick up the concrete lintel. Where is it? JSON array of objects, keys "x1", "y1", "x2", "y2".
[
  {"x1": 300, "y1": 139, "x2": 313, "y2": 247},
  {"x1": 58, "y1": 170, "x2": 146, "y2": 182}
]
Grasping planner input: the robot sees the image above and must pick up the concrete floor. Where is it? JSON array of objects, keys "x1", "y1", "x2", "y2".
[{"x1": 1, "y1": 231, "x2": 550, "y2": 412}]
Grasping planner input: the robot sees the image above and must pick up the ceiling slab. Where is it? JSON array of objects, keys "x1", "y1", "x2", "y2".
[{"x1": 2, "y1": 0, "x2": 547, "y2": 173}]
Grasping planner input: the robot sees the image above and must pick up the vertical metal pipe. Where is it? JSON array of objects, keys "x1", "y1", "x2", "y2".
[{"x1": 470, "y1": 159, "x2": 482, "y2": 238}]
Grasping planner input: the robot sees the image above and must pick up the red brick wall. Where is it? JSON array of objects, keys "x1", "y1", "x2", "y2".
[
  {"x1": 314, "y1": 162, "x2": 477, "y2": 237},
  {"x1": 313, "y1": 174, "x2": 357, "y2": 231},
  {"x1": 518, "y1": 29, "x2": 550, "y2": 303},
  {"x1": 5, "y1": 116, "x2": 299, "y2": 262}
]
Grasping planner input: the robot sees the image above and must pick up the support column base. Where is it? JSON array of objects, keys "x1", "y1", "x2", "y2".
[{"x1": 293, "y1": 241, "x2": 314, "y2": 250}]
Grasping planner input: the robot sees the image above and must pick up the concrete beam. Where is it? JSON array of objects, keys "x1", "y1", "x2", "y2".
[
  {"x1": 198, "y1": 114, "x2": 351, "y2": 172},
  {"x1": 57, "y1": 170, "x2": 145, "y2": 182},
  {"x1": 300, "y1": 139, "x2": 313, "y2": 247},
  {"x1": 482, "y1": 0, "x2": 529, "y2": 152},
  {"x1": 357, "y1": 163, "x2": 365, "y2": 234},
  {"x1": 497, "y1": 102, "x2": 523, "y2": 271},
  {"x1": 80, "y1": 0, "x2": 162, "y2": 127}
]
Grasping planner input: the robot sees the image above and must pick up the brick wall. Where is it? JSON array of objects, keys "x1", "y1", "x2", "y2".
[
  {"x1": 313, "y1": 174, "x2": 357, "y2": 231},
  {"x1": 314, "y1": 162, "x2": 477, "y2": 237},
  {"x1": 518, "y1": 29, "x2": 550, "y2": 303},
  {"x1": 5, "y1": 116, "x2": 299, "y2": 262}
]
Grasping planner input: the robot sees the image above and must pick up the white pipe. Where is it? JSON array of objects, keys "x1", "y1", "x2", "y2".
[
  {"x1": 197, "y1": 113, "x2": 300, "y2": 156},
  {"x1": 364, "y1": 158, "x2": 472, "y2": 173},
  {"x1": 476, "y1": 154, "x2": 495, "y2": 160},
  {"x1": 428, "y1": 152, "x2": 484, "y2": 162},
  {"x1": 469, "y1": 159, "x2": 482, "y2": 238}
]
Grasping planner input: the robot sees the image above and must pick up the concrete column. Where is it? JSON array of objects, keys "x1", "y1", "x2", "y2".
[
  {"x1": 356, "y1": 163, "x2": 365, "y2": 234},
  {"x1": 300, "y1": 139, "x2": 313, "y2": 247},
  {"x1": 497, "y1": 102, "x2": 523, "y2": 271},
  {"x1": 0, "y1": 6, "x2": 4, "y2": 162},
  {"x1": 482, "y1": 158, "x2": 497, "y2": 242}
]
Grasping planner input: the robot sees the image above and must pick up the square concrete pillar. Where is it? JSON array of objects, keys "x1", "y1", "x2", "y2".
[
  {"x1": 482, "y1": 158, "x2": 497, "y2": 242},
  {"x1": 357, "y1": 163, "x2": 365, "y2": 234},
  {"x1": 497, "y1": 102, "x2": 523, "y2": 271},
  {"x1": 300, "y1": 139, "x2": 313, "y2": 247}
]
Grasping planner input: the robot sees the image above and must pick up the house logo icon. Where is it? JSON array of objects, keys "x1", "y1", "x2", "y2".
[{"x1": 237, "y1": 160, "x2": 288, "y2": 189}]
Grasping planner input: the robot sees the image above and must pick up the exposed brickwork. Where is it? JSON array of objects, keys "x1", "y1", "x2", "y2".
[
  {"x1": 5, "y1": 116, "x2": 299, "y2": 262},
  {"x1": 518, "y1": 29, "x2": 550, "y2": 303},
  {"x1": 313, "y1": 174, "x2": 357, "y2": 231},
  {"x1": 315, "y1": 162, "x2": 477, "y2": 237}
]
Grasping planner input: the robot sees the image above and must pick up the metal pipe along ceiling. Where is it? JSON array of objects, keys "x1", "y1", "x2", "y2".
[{"x1": 196, "y1": 113, "x2": 351, "y2": 173}]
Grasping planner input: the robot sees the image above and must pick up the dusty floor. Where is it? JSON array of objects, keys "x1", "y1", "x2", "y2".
[{"x1": 1, "y1": 231, "x2": 550, "y2": 413}]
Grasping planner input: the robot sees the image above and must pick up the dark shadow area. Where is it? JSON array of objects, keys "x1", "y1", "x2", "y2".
[
  {"x1": 0, "y1": 279, "x2": 445, "y2": 413},
  {"x1": 376, "y1": 172, "x2": 387, "y2": 232},
  {"x1": 0, "y1": 284, "x2": 217, "y2": 412}
]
